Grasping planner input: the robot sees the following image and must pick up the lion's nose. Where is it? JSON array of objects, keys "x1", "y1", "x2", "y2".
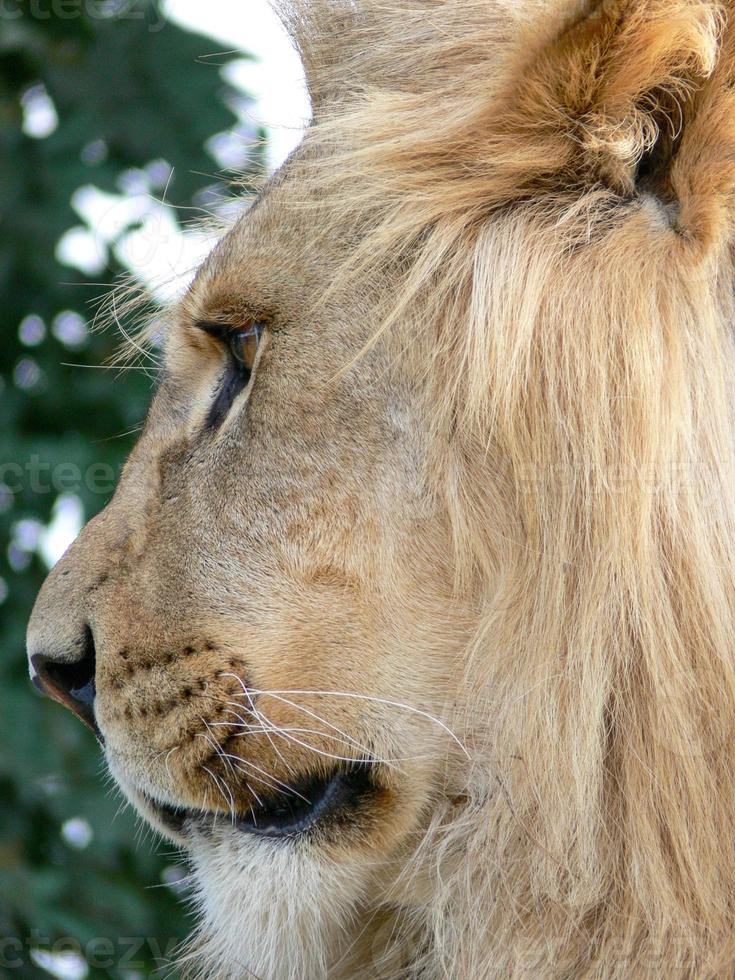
[{"x1": 30, "y1": 627, "x2": 101, "y2": 739}]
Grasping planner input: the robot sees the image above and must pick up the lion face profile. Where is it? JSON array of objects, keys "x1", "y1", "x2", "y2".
[{"x1": 26, "y1": 1, "x2": 735, "y2": 977}]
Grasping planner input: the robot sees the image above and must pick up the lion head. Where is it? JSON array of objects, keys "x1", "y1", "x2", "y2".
[{"x1": 27, "y1": 1, "x2": 735, "y2": 977}]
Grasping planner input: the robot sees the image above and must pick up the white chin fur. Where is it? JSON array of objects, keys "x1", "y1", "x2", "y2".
[{"x1": 181, "y1": 826, "x2": 372, "y2": 980}]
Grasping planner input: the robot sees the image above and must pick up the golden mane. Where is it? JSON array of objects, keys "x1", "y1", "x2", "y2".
[{"x1": 275, "y1": 1, "x2": 735, "y2": 974}]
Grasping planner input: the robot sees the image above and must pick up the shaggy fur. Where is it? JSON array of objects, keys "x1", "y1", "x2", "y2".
[
  {"x1": 278, "y1": 3, "x2": 735, "y2": 972},
  {"x1": 27, "y1": 1, "x2": 735, "y2": 977}
]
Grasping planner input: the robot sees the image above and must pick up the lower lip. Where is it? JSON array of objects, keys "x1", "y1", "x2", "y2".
[
  {"x1": 235, "y1": 769, "x2": 348, "y2": 838},
  {"x1": 140, "y1": 765, "x2": 373, "y2": 841},
  {"x1": 145, "y1": 773, "x2": 342, "y2": 840}
]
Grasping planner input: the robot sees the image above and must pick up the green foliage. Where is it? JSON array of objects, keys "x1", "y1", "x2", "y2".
[{"x1": 0, "y1": 4, "x2": 255, "y2": 975}]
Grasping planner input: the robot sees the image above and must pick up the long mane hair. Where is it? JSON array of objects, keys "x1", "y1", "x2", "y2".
[{"x1": 273, "y1": 1, "x2": 735, "y2": 975}]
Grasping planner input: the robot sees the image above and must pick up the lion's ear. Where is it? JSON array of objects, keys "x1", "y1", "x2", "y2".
[{"x1": 527, "y1": 0, "x2": 735, "y2": 226}]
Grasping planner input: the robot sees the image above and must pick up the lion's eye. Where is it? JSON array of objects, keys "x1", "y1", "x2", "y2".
[
  {"x1": 195, "y1": 320, "x2": 266, "y2": 430},
  {"x1": 228, "y1": 322, "x2": 264, "y2": 373}
]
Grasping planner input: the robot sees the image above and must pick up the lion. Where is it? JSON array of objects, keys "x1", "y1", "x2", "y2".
[{"x1": 26, "y1": 0, "x2": 735, "y2": 976}]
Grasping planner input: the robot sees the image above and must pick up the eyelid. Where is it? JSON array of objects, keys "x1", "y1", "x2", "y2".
[{"x1": 194, "y1": 319, "x2": 266, "y2": 340}]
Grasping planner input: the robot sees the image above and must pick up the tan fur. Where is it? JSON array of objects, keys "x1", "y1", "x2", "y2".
[{"x1": 27, "y1": 1, "x2": 735, "y2": 976}]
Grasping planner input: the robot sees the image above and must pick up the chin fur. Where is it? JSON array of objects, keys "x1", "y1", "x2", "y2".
[{"x1": 176, "y1": 828, "x2": 376, "y2": 980}]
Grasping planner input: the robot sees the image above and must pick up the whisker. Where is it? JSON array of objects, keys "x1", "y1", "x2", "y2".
[
  {"x1": 223, "y1": 675, "x2": 377, "y2": 760},
  {"x1": 254, "y1": 688, "x2": 470, "y2": 759},
  {"x1": 163, "y1": 744, "x2": 180, "y2": 785},
  {"x1": 201, "y1": 765, "x2": 236, "y2": 824},
  {"x1": 249, "y1": 690, "x2": 393, "y2": 765},
  {"x1": 219, "y1": 752, "x2": 300, "y2": 799},
  {"x1": 59, "y1": 361, "x2": 153, "y2": 372},
  {"x1": 200, "y1": 722, "x2": 237, "y2": 781},
  {"x1": 212, "y1": 718, "x2": 421, "y2": 764},
  {"x1": 238, "y1": 681, "x2": 299, "y2": 779}
]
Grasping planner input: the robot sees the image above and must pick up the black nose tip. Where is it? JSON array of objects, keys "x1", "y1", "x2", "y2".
[{"x1": 31, "y1": 627, "x2": 101, "y2": 739}]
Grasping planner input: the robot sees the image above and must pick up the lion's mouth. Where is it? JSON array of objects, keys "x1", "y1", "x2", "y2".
[{"x1": 140, "y1": 762, "x2": 377, "y2": 842}]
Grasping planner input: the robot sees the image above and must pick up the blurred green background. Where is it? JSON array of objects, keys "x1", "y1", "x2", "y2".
[{"x1": 0, "y1": 3, "x2": 262, "y2": 975}]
